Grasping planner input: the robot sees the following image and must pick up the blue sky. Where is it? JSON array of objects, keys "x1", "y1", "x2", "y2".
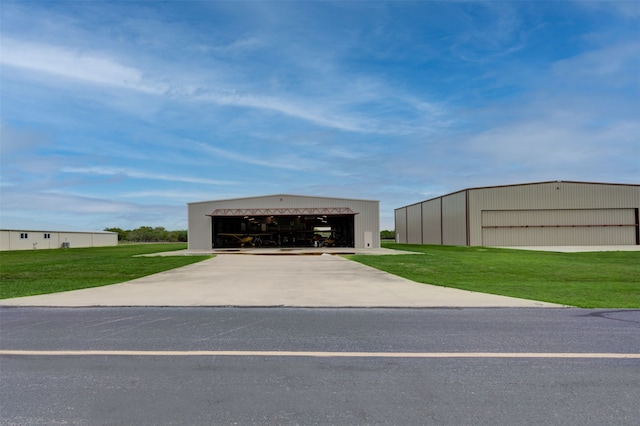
[{"x1": 1, "y1": 0, "x2": 639, "y2": 232}]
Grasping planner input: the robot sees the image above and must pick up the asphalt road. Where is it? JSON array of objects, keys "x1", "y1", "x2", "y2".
[{"x1": 1, "y1": 307, "x2": 639, "y2": 425}]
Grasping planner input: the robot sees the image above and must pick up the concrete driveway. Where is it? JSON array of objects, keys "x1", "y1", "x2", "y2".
[{"x1": 1, "y1": 254, "x2": 561, "y2": 308}]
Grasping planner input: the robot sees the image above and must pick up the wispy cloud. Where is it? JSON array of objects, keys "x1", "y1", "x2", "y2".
[
  {"x1": 61, "y1": 167, "x2": 237, "y2": 186},
  {"x1": 195, "y1": 143, "x2": 313, "y2": 172},
  {"x1": 1, "y1": 38, "x2": 165, "y2": 94},
  {"x1": 1, "y1": 37, "x2": 446, "y2": 135}
]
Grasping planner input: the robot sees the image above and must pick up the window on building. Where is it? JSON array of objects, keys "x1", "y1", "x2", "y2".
[
  {"x1": 44, "y1": 233, "x2": 51, "y2": 239},
  {"x1": 20, "y1": 233, "x2": 28, "y2": 239}
]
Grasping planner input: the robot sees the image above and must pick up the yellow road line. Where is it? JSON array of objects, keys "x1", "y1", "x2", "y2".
[{"x1": 1, "y1": 350, "x2": 639, "y2": 359}]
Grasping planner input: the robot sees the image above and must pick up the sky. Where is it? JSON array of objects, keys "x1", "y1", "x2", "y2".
[{"x1": 1, "y1": 0, "x2": 639, "y2": 232}]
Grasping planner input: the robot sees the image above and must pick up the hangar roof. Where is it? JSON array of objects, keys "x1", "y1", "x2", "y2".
[
  {"x1": 396, "y1": 180, "x2": 640, "y2": 209},
  {"x1": 188, "y1": 194, "x2": 379, "y2": 205}
]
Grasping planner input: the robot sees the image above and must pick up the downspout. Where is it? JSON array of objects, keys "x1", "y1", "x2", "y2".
[
  {"x1": 421, "y1": 203, "x2": 424, "y2": 244},
  {"x1": 465, "y1": 190, "x2": 470, "y2": 246},
  {"x1": 636, "y1": 209, "x2": 640, "y2": 246},
  {"x1": 439, "y1": 197, "x2": 444, "y2": 245}
]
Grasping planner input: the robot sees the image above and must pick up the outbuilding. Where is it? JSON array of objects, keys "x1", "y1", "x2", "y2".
[
  {"x1": 395, "y1": 181, "x2": 640, "y2": 247},
  {"x1": 188, "y1": 194, "x2": 380, "y2": 250},
  {"x1": 0, "y1": 228, "x2": 118, "y2": 251}
]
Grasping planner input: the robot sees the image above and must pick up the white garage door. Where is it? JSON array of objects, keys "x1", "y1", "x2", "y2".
[{"x1": 481, "y1": 209, "x2": 638, "y2": 246}]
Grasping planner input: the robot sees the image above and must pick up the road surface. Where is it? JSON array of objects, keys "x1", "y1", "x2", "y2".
[{"x1": 1, "y1": 307, "x2": 639, "y2": 425}]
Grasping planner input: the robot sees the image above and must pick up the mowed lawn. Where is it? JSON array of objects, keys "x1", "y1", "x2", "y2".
[
  {"x1": 349, "y1": 243, "x2": 640, "y2": 308},
  {"x1": 0, "y1": 244, "x2": 211, "y2": 299}
]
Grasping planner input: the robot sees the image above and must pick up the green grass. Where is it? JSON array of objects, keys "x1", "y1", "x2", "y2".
[
  {"x1": 348, "y1": 243, "x2": 640, "y2": 308},
  {"x1": 0, "y1": 244, "x2": 211, "y2": 299}
]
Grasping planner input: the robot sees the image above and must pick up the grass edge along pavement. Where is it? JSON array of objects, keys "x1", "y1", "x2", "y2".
[
  {"x1": 0, "y1": 244, "x2": 212, "y2": 300},
  {"x1": 348, "y1": 243, "x2": 640, "y2": 309}
]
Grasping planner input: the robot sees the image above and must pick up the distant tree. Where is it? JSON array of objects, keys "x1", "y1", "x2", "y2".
[
  {"x1": 105, "y1": 226, "x2": 188, "y2": 242},
  {"x1": 104, "y1": 227, "x2": 127, "y2": 241},
  {"x1": 154, "y1": 226, "x2": 168, "y2": 241},
  {"x1": 380, "y1": 230, "x2": 395, "y2": 240},
  {"x1": 128, "y1": 226, "x2": 155, "y2": 242},
  {"x1": 171, "y1": 230, "x2": 188, "y2": 242}
]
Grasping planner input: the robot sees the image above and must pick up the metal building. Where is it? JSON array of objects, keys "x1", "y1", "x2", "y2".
[
  {"x1": 1, "y1": 229, "x2": 118, "y2": 251},
  {"x1": 395, "y1": 181, "x2": 640, "y2": 247},
  {"x1": 188, "y1": 194, "x2": 380, "y2": 250}
]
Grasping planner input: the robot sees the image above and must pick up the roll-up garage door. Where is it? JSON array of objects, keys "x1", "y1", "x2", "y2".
[{"x1": 481, "y1": 209, "x2": 638, "y2": 246}]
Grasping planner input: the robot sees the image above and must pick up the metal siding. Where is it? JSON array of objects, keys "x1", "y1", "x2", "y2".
[
  {"x1": 422, "y1": 199, "x2": 442, "y2": 244},
  {"x1": 92, "y1": 233, "x2": 119, "y2": 247},
  {"x1": 189, "y1": 195, "x2": 379, "y2": 250},
  {"x1": 441, "y1": 191, "x2": 467, "y2": 245},
  {"x1": 400, "y1": 181, "x2": 640, "y2": 247},
  {"x1": 482, "y1": 208, "x2": 635, "y2": 226},
  {"x1": 188, "y1": 202, "x2": 212, "y2": 250},
  {"x1": 0, "y1": 231, "x2": 117, "y2": 251},
  {"x1": 352, "y1": 198, "x2": 380, "y2": 249},
  {"x1": 406, "y1": 204, "x2": 423, "y2": 244},
  {"x1": 395, "y1": 208, "x2": 407, "y2": 243},
  {"x1": 469, "y1": 182, "x2": 640, "y2": 246},
  {"x1": 481, "y1": 209, "x2": 636, "y2": 246},
  {"x1": 470, "y1": 182, "x2": 640, "y2": 211},
  {"x1": 0, "y1": 231, "x2": 9, "y2": 251}
]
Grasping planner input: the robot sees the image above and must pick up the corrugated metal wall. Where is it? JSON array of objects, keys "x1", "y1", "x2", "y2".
[
  {"x1": 469, "y1": 182, "x2": 640, "y2": 246},
  {"x1": 395, "y1": 181, "x2": 640, "y2": 247},
  {"x1": 422, "y1": 198, "x2": 442, "y2": 244},
  {"x1": 406, "y1": 204, "x2": 423, "y2": 244},
  {"x1": 442, "y1": 191, "x2": 467, "y2": 245},
  {"x1": 395, "y1": 208, "x2": 407, "y2": 243},
  {"x1": 188, "y1": 195, "x2": 379, "y2": 250},
  {"x1": 187, "y1": 202, "x2": 212, "y2": 250},
  {"x1": 481, "y1": 209, "x2": 636, "y2": 246}
]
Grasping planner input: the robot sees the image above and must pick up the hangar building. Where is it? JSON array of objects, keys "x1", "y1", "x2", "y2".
[
  {"x1": 395, "y1": 181, "x2": 640, "y2": 247},
  {"x1": 188, "y1": 194, "x2": 380, "y2": 250}
]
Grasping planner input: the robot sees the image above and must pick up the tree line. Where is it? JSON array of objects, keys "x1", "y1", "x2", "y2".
[
  {"x1": 380, "y1": 230, "x2": 395, "y2": 240},
  {"x1": 104, "y1": 226, "x2": 187, "y2": 242}
]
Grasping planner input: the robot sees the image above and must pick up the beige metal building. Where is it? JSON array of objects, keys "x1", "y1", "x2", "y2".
[
  {"x1": 1, "y1": 229, "x2": 118, "y2": 251},
  {"x1": 188, "y1": 194, "x2": 380, "y2": 250},
  {"x1": 395, "y1": 181, "x2": 640, "y2": 247}
]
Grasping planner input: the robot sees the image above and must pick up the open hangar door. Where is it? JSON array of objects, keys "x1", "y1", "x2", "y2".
[{"x1": 209, "y1": 208, "x2": 356, "y2": 248}]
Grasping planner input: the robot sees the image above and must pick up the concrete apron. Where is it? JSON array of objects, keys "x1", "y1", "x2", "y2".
[{"x1": 1, "y1": 254, "x2": 562, "y2": 308}]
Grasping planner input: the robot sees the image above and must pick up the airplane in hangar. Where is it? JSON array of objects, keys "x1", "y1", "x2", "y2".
[{"x1": 216, "y1": 232, "x2": 271, "y2": 248}]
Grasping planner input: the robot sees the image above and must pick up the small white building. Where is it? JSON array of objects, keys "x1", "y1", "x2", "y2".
[{"x1": 0, "y1": 229, "x2": 118, "y2": 251}]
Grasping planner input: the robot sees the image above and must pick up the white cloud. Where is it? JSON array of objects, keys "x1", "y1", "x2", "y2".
[
  {"x1": 121, "y1": 190, "x2": 218, "y2": 200},
  {"x1": 195, "y1": 91, "x2": 377, "y2": 134},
  {"x1": 1, "y1": 30, "x2": 447, "y2": 135},
  {"x1": 464, "y1": 116, "x2": 640, "y2": 179},
  {"x1": 1, "y1": 38, "x2": 165, "y2": 94},
  {"x1": 61, "y1": 166, "x2": 237, "y2": 186},
  {"x1": 195, "y1": 143, "x2": 314, "y2": 171},
  {"x1": 0, "y1": 122, "x2": 50, "y2": 155},
  {"x1": 577, "y1": 1, "x2": 640, "y2": 20},
  {"x1": 552, "y1": 41, "x2": 640, "y2": 86}
]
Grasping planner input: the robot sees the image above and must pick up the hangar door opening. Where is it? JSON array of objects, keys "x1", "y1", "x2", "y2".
[
  {"x1": 481, "y1": 208, "x2": 638, "y2": 246},
  {"x1": 209, "y1": 207, "x2": 356, "y2": 248}
]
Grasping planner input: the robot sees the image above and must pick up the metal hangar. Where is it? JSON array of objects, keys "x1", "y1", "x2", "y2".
[
  {"x1": 188, "y1": 194, "x2": 380, "y2": 250},
  {"x1": 395, "y1": 181, "x2": 640, "y2": 247}
]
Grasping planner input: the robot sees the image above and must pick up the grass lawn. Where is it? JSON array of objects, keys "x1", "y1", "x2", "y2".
[
  {"x1": 0, "y1": 244, "x2": 211, "y2": 299},
  {"x1": 348, "y1": 243, "x2": 640, "y2": 308}
]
